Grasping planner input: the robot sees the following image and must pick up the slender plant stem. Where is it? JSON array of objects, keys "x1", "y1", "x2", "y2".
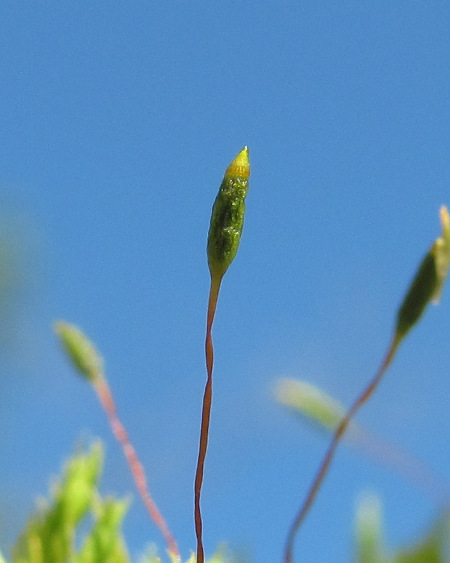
[
  {"x1": 94, "y1": 377, "x2": 180, "y2": 558},
  {"x1": 283, "y1": 336, "x2": 401, "y2": 563},
  {"x1": 194, "y1": 274, "x2": 222, "y2": 563},
  {"x1": 350, "y1": 421, "x2": 450, "y2": 503}
]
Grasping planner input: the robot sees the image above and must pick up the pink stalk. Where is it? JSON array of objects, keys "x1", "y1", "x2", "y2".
[{"x1": 93, "y1": 377, "x2": 179, "y2": 558}]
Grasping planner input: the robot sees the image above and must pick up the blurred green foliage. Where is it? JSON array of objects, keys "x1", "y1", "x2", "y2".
[
  {"x1": 2, "y1": 439, "x2": 449, "y2": 562},
  {"x1": 10, "y1": 442, "x2": 130, "y2": 563},
  {"x1": 1, "y1": 443, "x2": 237, "y2": 563},
  {"x1": 355, "y1": 494, "x2": 450, "y2": 563}
]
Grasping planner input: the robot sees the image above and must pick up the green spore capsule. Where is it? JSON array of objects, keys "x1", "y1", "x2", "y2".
[
  {"x1": 396, "y1": 206, "x2": 450, "y2": 341},
  {"x1": 275, "y1": 379, "x2": 346, "y2": 432},
  {"x1": 207, "y1": 146, "x2": 250, "y2": 280},
  {"x1": 54, "y1": 321, "x2": 104, "y2": 383}
]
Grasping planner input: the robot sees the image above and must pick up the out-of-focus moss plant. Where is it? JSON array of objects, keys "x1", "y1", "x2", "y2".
[{"x1": 11, "y1": 442, "x2": 130, "y2": 563}]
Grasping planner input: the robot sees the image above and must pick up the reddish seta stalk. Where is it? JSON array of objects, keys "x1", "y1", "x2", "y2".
[
  {"x1": 94, "y1": 377, "x2": 180, "y2": 559},
  {"x1": 284, "y1": 337, "x2": 400, "y2": 563},
  {"x1": 194, "y1": 276, "x2": 222, "y2": 563}
]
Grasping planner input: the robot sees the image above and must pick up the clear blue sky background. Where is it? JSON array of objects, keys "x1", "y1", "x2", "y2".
[{"x1": 1, "y1": 2, "x2": 450, "y2": 562}]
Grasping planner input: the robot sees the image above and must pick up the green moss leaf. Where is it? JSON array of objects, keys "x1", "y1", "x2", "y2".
[
  {"x1": 355, "y1": 495, "x2": 387, "y2": 563},
  {"x1": 392, "y1": 514, "x2": 450, "y2": 563},
  {"x1": 76, "y1": 497, "x2": 130, "y2": 563},
  {"x1": 12, "y1": 442, "x2": 103, "y2": 563}
]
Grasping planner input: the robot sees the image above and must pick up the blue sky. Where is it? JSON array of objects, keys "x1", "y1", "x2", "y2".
[{"x1": 1, "y1": 2, "x2": 450, "y2": 562}]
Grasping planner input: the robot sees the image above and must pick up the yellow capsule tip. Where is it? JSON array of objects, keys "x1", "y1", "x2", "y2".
[
  {"x1": 440, "y1": 205, "x2": 449, "y2": 231},
  {"x1": 224, "y1": 146, "x2": 250, "y2": 179}
]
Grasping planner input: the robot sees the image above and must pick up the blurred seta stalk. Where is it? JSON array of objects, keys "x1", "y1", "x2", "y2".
[
  {"x1": 54, "y1": 321, "x2": 180, "y2": 559},
  {"x1": 194, "y1": 147, "x2": 250, "y2": 563}
]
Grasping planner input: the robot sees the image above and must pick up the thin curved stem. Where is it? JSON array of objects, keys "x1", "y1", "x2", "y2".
[
  {"x1": 350, "y1": 422, "x2": 450, "y2": 504},
  {"x1": 283, "y1": 336, "x2": 401, "y2": 563},
  {"x1": 194, "y1": 275, "x2": 222, "y2": 563},
  {"x1": 94, "y1": 377, "x2": 180, "y2": 558}
]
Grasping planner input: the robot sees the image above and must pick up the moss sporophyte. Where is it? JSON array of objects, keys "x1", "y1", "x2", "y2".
[
  {"x1": 207, "y1": 146, "x2": 250, "y2": 280},
  {"x1": 284, "y1": 206, "x2": 450, "y2": 563},
  {"x1": 55, "y1": 321, "x2": 179, "y2": 559},
  {"x1": 53, "y1": 149, "x2": 251, "y2": 563},
  {"x1": 195, "y1": 147, "x2": 250, "y2": 563}
]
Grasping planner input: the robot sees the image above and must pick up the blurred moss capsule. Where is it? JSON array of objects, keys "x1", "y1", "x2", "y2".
[
  {"x1": 432, "y1": 205, "x2": 450, "y2": 303},
  {"x1": 275, "y1": 379, "x2": 346, "y2": 432},
  {"x1": 54, "y1": 321, "x2": 103, "y2": 382},
  {"x1": 396, "y1": 206, "x2": 450, "y2": 340},
  {"x1": 207, "y1": 146, "x2": 250, "y2": 279}
]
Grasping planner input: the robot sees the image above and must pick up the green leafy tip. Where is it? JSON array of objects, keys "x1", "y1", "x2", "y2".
[
  {"x1": 275, "y1": 378, "x2": 346, "y2": 432},
  {"x1": 395, "y1": 205, "x2": 450, "y2": 341},
  {"x1": 355, "y1": 494, "x2": 385, "y2": 563},
  {"x1": 12, "y1": 442, "x2": 108, "y2": 563},
  {"x1": 207, "y1": 146, "x2": 250, "y2": 280},
  {"x1": 54, "y1": 321, "x2": 104, "y2": 383}
]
